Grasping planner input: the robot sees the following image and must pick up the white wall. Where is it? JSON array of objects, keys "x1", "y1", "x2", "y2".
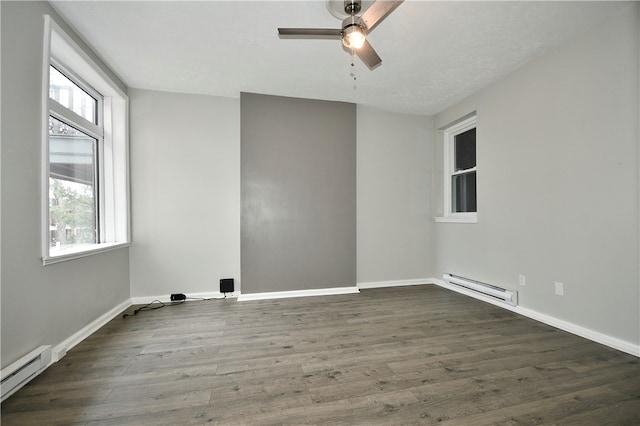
[
  {"x1": 129, "y1": 89, "x2": 241, "y2": 298},
  {"x1": 1, "y1": 1, "x2": 130, "y2": 368},
  {"x1": 357, "y1": 106, "x2": 434, "y2": 285},
  {"x1": 432, "y1": 4, "x2": 639, "y2": 346}
]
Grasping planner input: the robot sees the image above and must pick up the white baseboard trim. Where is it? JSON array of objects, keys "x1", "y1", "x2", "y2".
[
  {"x1": 130, "y1": 291, "x2": 239, "y2": 305},
  {"x1": 237, "y1": 286, "x2": 359, "y2": 302},
  {"x1": 433, "y1": 279, "x2": 639, "y2": 357},
  {"x1": 358, "y1": 278, "x2": 434, "y2": 289},
  {"x1": 516, "y1": 306, "x2": 640, "y2": 357},
  {"x1": 189, "y1": 291, "x2": 239, "y2": 300},
  {"x1": 51, "y1": 299, "x2": 131, "y2": 362}
]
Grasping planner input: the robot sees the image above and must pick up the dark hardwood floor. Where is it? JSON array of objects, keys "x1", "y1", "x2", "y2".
[{"x1": 2, "y1": 285, "x2": 639, "y2": 425}]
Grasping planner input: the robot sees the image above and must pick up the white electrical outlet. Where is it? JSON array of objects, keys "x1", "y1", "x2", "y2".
[
  {"x1": 519, "y1": 275, "x2": 526, "y2": 286},
  {"x1": 554, "y1": 282, "x2": 564, "y2": 296}
]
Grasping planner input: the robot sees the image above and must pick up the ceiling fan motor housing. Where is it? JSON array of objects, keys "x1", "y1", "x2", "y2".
[{"x1": 342, "y1": 17, "x2": 364, "y2": 33}]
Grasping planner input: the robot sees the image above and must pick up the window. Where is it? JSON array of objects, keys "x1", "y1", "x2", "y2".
[
  {"x1": 438, "y1": 114, "x2": 477, "y2": 223},
  {"x1": 42, "y1": 16, "x2": 129, "y2": 264},
  {"x1": 48, "y1": 68, "x2": 100, "y2": 253},
  {"x1": 49, "y1": 114, "x2": 98, "y2": 249}
]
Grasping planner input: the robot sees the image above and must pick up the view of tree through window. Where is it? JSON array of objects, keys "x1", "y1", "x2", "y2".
[
  {"x1": 49, "y1": 116, "x2": 97, "y2": 251},
  {"x1": 49, "y1": 177, "x2": 96, "y2": 247}
]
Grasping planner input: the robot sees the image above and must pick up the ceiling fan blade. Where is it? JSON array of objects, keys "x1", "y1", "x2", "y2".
[
  {"x1": 358, "y1": 0, "x2": 404, "y2": 32},
  {"x1": 278, "y1": 28, "x2": 342, "y2": 38},
  {"x1": 356, "y1": 39, "x2": 382, "y2": 69}
]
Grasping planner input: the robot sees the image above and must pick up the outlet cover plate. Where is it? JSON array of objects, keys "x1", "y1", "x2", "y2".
[{"x1": 554, "y1": 282, "x2": 564, "y2": 296}]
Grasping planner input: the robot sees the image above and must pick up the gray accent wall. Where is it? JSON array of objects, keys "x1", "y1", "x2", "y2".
[
  {"x1": 1, "y1": 1, "x2": 130, "y2": 368},
  {"x1": 241, "y1": 93, "x2": 356, "y2": 294},
  {"x1": 432, "y1": 4, "x2": 639, "y2": 346}
]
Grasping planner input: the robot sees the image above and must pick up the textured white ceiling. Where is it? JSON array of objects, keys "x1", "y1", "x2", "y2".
[{"x1": 50, "y1": 1, "x2": 629, "y2": 115}]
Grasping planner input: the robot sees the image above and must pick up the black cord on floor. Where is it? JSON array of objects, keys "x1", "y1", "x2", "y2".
[
  {"x1": 122, "y1": 294, "x2": 229, "y2": 318},
  {"x1": 122, "y1": 299, "x2": 183, "y2": 318}
]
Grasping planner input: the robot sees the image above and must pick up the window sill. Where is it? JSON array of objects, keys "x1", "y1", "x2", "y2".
[
  {"x1": 434, "y1": 215, "x2": 477, "y2": 223},
  {"x1": 43, "y1": 242, "x2": 130, "y2": 266}
]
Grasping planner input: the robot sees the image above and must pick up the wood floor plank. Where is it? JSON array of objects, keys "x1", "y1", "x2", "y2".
[
  {"x1": 2, "y1": 285, "x2": 638, "y2": 425},
  {"x1": 438, "y1": 384, "x2": 636, "y2": 425}
]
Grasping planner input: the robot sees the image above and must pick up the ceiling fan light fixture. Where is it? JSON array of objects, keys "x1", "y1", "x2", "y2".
[
  {"x1": 342, "y1": 24, "x2": 366, "y2": 49},
  {"x1": 278, "y1": 0, "x2": 404, "y2": 69}
]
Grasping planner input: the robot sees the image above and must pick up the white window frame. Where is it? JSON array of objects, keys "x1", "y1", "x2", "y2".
[
  {"x1": 435, "y1": 114, "x2": 477, "y2": 223},
  {"x1": 41, "y1": 15, "x2": 130, "y2": 265}
]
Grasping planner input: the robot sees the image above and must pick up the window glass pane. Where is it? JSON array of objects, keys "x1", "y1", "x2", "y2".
[
  {"x1": 49, "y1": 66, "x2": 97, "y2": 123},
  {"x1": 452, "y1": 171, "x2": 476, "y2": 213},
  {"x1": 454, "y1": 128, "x2": 476, "y2": 171},
  {"x1": 49, "y1": 116, "x2": 98, "y2": 253}
]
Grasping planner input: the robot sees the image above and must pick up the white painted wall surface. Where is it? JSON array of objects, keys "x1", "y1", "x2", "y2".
[
  {"x1": 1, "y1": 1, "x2": 130, "y2": 368},
  {"x1": 433, "y1": 5, "x2": 639, "y2": 346},
  {"x1": 357, "y1": 106, "x2": 434, "y2": 285},
  {"x1": 129, "y1": 89, "x2": 241, "y2": 297}
]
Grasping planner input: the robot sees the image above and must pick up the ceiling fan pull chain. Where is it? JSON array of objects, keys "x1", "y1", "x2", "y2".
[{"x1": 350, "y1": 49, "x2": 357, "y2": 87}]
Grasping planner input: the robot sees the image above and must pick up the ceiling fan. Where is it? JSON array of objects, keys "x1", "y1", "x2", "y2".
[{"x1": 278, "y1": 0, "x2": 403, "y2": 70}]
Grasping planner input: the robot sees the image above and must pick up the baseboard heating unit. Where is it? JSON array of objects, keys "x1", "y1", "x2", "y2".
[
  {"x1": 443, "y1": 274, "x2": 518, "y2": 306},
  {"x1": 1, "y1": 345, "x2": 52, "y2": 402}
]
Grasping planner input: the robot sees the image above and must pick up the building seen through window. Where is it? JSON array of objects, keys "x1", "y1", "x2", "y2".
[{"x1": 48, "y1": 65, "x2": 100, "y2": 253}]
